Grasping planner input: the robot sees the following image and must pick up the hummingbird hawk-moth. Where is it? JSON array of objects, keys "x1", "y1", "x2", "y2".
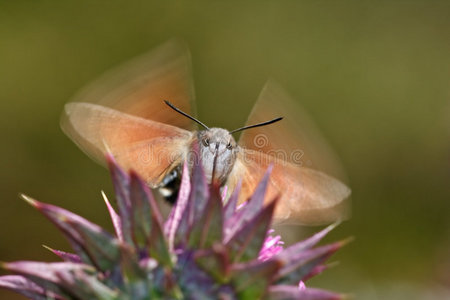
[{"x1": 61, "y1": 40, "x2": 350, "y2": 225}]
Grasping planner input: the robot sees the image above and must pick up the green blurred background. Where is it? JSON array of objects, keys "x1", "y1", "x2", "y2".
[{"x1": 1, "y1": 1, "x2": 449, "y2": 299}]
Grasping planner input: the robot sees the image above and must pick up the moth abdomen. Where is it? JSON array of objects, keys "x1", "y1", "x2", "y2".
[{"x1": 158, "y1": 165, "x2": 182, "y2": 204}]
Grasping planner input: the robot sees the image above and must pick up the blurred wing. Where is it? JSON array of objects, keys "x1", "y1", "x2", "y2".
[
  {"x1": 62, "y1": 103, "x2": 193, "y2": 186},
  {"x1": 228, "y1": 149, "x2": 350, "y2": 225},
  {"x1": 70, "y1": 39, "x2": 196, "y2": 130},
  {"x1": 238, "y1": 79, "x2": 346, "y2": 181}
]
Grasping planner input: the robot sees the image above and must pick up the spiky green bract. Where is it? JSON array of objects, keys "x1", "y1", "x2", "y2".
[{"x1": 0, "y1": 154, "x2": 347, "y2": 299}]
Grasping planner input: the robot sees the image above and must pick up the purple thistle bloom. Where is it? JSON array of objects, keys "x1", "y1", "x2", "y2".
[
  {"x1": 259, "y1": 229, "x2": 285, "y2": 262},
  {"x1": 0, "y1": 155, "x2": 348, "y2": 299}
]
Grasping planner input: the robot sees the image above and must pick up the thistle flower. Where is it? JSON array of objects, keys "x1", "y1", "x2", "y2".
[{"x1": 0, "y1": 155, "x2": 348, "y2": 299}]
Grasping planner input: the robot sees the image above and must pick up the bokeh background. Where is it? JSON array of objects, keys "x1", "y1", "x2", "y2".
[{"x1": 1, "y1": 1, "x2": 450, "y2": 299}]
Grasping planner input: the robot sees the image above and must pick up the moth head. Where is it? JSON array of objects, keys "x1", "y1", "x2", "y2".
[
  {"x1": 199, "y1": 128, "x2": 237, "y2": 152},
  {"x1": 164, "y1": 100, "x2": 282, "y2": 184},
  {"x1": 197, "y1": 128, "x2": 238, "y2": 184}
]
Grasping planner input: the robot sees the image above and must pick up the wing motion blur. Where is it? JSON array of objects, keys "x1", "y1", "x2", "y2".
[
  {"x1": 61, "y1": 39, "x2": 196, "y2": 185},
  {"x1": 238, "y1": 79, "x2": 347, "y2": 180},
  {"x1": 62, "y1": 103, "x2": 192, "y2": 186},
  {"x1": 69, "y1": 39, "x2": 196, "y2": 130},
  {"x1": 229, "y1": 80, "x2": 351, "y2": 224},
  {"x1": 229, "y1": 149, "x2": 350, "y2": 225}
]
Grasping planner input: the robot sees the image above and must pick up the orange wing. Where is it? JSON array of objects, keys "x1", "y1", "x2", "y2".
[
  {"x1": 62, "y1": 103, "x2": 193, "y2": 187},
  {"x1": 231, "y1": 80, "x2": 350, "y2": 224},
  {"x1": 69, "y1": 39, "x2": 197, "y2": 130},
  {"x1": 238, "y1": 79, "x2": 347, "y2": 181},
  {"x1": 228, "y1": 149, "x2": 350, "y2": 225}
]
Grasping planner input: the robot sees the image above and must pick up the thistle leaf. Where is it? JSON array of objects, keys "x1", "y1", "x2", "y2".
[
  {"x1": 25, "y1": 194, "x2": 120, "y2": 272},
  {"x1": 56, "y1": 269, "x2": 118, "y2": 300},
  {"x1": 147, "y1": 215, "x2": 172, "y2": 267},
  {"x1": 129, "y1": 171, "x2": 156, "y2": 248},
  {"x1": 129, "y1": 171, "x2": 171, "y2": 267},
  {"x1": 268, "y1": 285, "x2": 342, "y2": 300},
  {"x1": 23, "y1": 195, "x2": 120, "y2": 272},
  {"x1": 241, "y1": 165, "x2": 272, "y2": 217},
  {"x1": 0, "y1": 275, "x2": 60, "y2": 300},
  {"x1": 226, "y1": 198, "x2": 277, "y2": 263},
  {"x1": 276, "y1": 240, "x2": 348, "y2": 285},
  {"x1": 119, "y1": 242, "x2": 146, "y2": 282},
  {"x1": 176, "y1": 156, "x2": 209, "y2": 247},
  {"x1": 106, "y1": 154, "x2": 133, "y2": 246},
  {"x1": 194, "y1": 243, "x2": 230, "y2": 282},
  {"x1": 189, "y1": 184, "x2": 223, "y2": 249},
  {"x1": 102, "y1": 190, "x2": 124, "y2": 242},
  {"x1": 225, "y1": 167, "x2": 272, "y2": 240},
  {"x1": 42, "y1": 245, "x2": 81, "y2": 263},
  {"x1": 231, "y1": 258, "x2": 281, "y2": 299},
  {"x1": 165, "y1": 163, "x2": 190, "y2": 249},
  {"x1": 223, "y1": 180, "x2": 241, "y2": 221},
  {"x1": 177, "y1": 251, "x2": 233, "y2": 299},
  {"x1": 21, "y1": 194, "x2": 101, "y2": 266},
  {"x1": 69, "y1": 219, "x2": 121, "y2": 272},
  {"x1": 278, "y1": 222, "x2": 339, "y2": 258},
  {"x1": 1, "y1": 261, "x2": 93, "y2": 297},
  {"x1": 189, "y1": 156, "x2": 210, "y2": 225}
]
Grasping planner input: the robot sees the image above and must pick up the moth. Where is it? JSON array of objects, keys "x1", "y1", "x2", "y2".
[{"x1": 61, "y1": 40, "x2": 350, "y2": 225}]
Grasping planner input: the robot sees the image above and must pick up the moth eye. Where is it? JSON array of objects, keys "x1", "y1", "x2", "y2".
[
  {"x1": 202, "y1": 138, "x2": 210, "y2": 147},
  {"x1": 226, "y1": 142, "x2": 232, "y2": 150}
]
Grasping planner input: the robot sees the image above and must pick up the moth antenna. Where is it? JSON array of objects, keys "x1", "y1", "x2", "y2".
[
  {"x1": 164, "y1": 100, "x2": 209, "y2": 130},
  {"x1": 229, "y1": 117, "x2": 283, "y2": 134}
]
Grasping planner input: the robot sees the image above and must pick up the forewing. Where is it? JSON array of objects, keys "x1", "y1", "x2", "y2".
[
  {"x1": 227, "y1": 149, "x2": 350, "y2": 225},
  {"x1": 70, "y1": 39, "x2": 196, "y2": 130},
  {"x1": 238, "y1": 79, "x2": 346, "y2": 181},
  {"x1": 62, "y1": 103, "x2": 193, "y2": 186}
]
